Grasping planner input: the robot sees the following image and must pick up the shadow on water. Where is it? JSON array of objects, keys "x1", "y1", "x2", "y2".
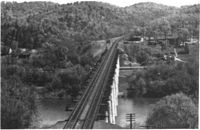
[{"x1": 31, "y1": 98, "x2": 71, "y2": 128}]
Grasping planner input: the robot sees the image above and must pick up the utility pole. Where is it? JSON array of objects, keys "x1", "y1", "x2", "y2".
[{"x1": 126, "y1": 113, "x2": 136, "y2": 129}]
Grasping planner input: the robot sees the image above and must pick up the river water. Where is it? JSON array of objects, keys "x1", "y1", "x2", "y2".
[
  {"x1": 33, "y1": 97, "x2": 158, "y2": 128},
  {"x1": 115, "y1": 69, "x2": 159, "y2": 128},
  {"x1": 116, "y1": 97, "x2": 159, "y2": 128},
  {"x1": 32, "y1": 70, "x2": 158, "y2": 128},
  {"x1": 32, "y1": 98, "x2": 70, "y2": 128}
]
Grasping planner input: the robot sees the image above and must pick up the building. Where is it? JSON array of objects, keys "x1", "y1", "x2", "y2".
[{"x1": 124, "y1": 36, "x2": 144, "y2": 44}]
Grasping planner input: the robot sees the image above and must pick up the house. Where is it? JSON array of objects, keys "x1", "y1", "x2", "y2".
[
  {"x1": 125, "y1": 36, "x2": 144, "y2": 44},
  {"x1": 18, "y1": 50, "x2": 31, "y2": 59},
  {"x1": 18, "y1": 49, "x2": 38, "y2": 59},
  {"x1": 184, "y1": 38, "x2": 198, "y2": 45},
  {"x1": 148, "y1": 40, "x2": 157, "y2": 45},
  {"x1": 156, "y1": 36, "x2": 178, "y2": 45}
]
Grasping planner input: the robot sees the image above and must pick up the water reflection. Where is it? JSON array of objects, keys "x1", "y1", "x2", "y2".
[
  {"x1": 116, "y1": 97, "x2": 159, "y2": 128},
  {"x1": 33, "y1": 98, "x2": 70, "y2": 128}
]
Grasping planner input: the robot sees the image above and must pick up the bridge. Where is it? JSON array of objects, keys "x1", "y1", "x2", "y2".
[
  {"x1": 63, "y1": 37, "x2": 122, "y2": 129},
  {"x1": 120, "y1": 66, "x2": 145, "y2": 70}
]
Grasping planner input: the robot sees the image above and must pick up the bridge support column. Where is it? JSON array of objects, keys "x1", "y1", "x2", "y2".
[
  {"x1": 105, "y1": 111, "x2": 109, "y2": 123},
  {"x1": 108, "y1": 56, "x2": 119, "y2": 124}
]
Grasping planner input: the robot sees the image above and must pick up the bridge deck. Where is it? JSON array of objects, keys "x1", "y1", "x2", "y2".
[
  {"x1": 63, "y1": 37, "x2": 122, "y2": 129},
  {"x1": 120, "y1": 66, "x2": 144, "y2": 70}
]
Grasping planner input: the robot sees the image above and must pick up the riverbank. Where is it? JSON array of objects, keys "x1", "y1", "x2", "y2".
[
  {"x1": 30, "y1": 97, "x2": 72, "y2": 128},
  {"x1": 116, "y1": 69, "x2": 159, "y2": 128},
  {"x1": 45, "y1": 120, "x2": 123, "y2": 129}
]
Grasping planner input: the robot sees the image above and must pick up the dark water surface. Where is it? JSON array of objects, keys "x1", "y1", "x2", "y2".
[{"x1": 32, "y1": 98, "x2": 70, "y2": 128}]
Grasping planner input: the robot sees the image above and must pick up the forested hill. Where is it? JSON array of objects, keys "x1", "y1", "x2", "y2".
[
  {"x1": 1, "y1": 1, "x2": 129, "y2": 50},
  {"x1": 1, "y1": 1, "x2": 199, "y2": 49},
  {"x1": 124, "y1": 2, "x2": 178, "y2": 26}
]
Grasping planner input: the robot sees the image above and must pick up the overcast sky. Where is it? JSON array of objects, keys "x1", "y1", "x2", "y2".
[{"x1": 2, "y1": 0, "x2": 200, "y2": 7}]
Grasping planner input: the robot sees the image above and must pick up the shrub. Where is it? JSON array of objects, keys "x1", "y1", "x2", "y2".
[{"x1": 146, "y1": 93, "x2": 198, "y2": 128}]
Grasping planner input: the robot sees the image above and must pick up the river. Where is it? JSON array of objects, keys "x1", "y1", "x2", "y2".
[
  {"x1": 116, "y1": 97, "x2": 159, "y2": 128},
  {"x1": 33, "y1": 97, "x2": 158, "y2": 129},
  {"x1": 115, "y1": 69, "x2": 159, "y2": 128},
  {"x1": 32, "y1": 70, "x2": 158, "y2": 128},
  {"x1": 31, "y1": 98, "x2": 70, "y2": 128}
]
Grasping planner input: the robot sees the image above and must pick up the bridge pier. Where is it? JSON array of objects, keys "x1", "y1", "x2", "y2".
[{"x1": 107, "y1": 56, "x2": 119, "y2": 124}]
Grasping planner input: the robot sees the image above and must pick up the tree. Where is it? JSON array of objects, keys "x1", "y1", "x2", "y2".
[
  {"x1": 136, "y1": 50, "x2": 149, "y2": 65},
  {"x1": 146, "y1": 93, "x2": 198, "y2": 129},
  {"x1": 31, "y1": 45, "x2": 68, "y2": 69},
  {"x1": 10, "y1": 40, "x2": 18, "y2": 50},
  {"x1": 157, "y1": 18, "x2": 171, "y2": 41},
  {"x1": 145, "y1": 24, "x2": 156, "y2": 42},
  {"x1": 177, "y1": 28, "x2": 189, "y2": 43},
  {"x1": 184, "y1": 43, "x2": 189, "y2": 54},
  {"x1": 1, "y1": 77, "x2": 36, "y2": 129},
  {"x1": 135, "y1": 77, "x2": 146, "y2": 96},
  {"x1": 1, "y1": 44, "x2": 10, "y2": 55}
]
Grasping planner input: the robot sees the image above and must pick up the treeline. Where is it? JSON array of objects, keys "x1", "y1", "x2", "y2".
[
  {"x1": 1, "y1": 43, "x2": 95, "y2": 128},
  {"x1": 128, "y1": 58, "x2": 198, "y2": 100},
  {"x1": 1, "y1": 2, "x2": 199, "y2": 51},
  {"x1": 124, "y1": 2, "x2": 178, "y2": 27},
  {"x1": 124, "y1": 44, "x2": 164, "y2": 65},
  {"x1": 125, "y1": 3, "x2": 199, "y2": 44},
  {"x1": 1, "y1": 1, "x2": 129, "y2": 50}
]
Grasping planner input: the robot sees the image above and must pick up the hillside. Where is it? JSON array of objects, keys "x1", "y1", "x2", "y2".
[
  {"x1": 124, "y1": 2, "x2": 178, "y2": 26},
  {"x1": 1, "y1": 1, "x2": 130, "y2": 50},
  {"x1": 1, "y1": 1, "x2": 199, "y2": 49}
]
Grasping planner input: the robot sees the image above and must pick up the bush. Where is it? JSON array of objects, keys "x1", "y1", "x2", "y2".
[
  {"x1": 128, "y1": 60, "x2": 198, "y2": 100},
  {"x1": 146, "y1": 93, "x2": 198, "y2": 128},
  {"x1": 136, "y1": 50, "x2": 149, "y2": 65},
  {"x1": 125, "y1": 44, "x2": 163, "y2": 65},
  {"x1": 24, "y1": 68, "x2": 52, "y2": 86}
]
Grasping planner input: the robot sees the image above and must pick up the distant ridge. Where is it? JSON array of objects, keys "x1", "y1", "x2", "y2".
[{"x1": 1, "y1": 1, "x2": 199, "y2": 48}]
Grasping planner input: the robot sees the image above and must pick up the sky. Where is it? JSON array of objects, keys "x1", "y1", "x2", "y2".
[{"x1": 2, "y1": 0, "x2": 200, "y2": 7}]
